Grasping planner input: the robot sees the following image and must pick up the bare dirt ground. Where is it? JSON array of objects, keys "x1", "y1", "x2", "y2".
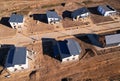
[
  {"x1": 0, "y1": 0, "x2": 120, "y2": 81},
  {"x1": 62, "y1": 18, "x2": 84, "y2": 28},
  {"x1": 0, "y1": 24, "x2": 16, "y2": 39},
  {"x1": 91, "y1": 15, "x2": 114, "y2": 24},
  {"x1": 24, "y1": 16, "x2": 54, "y2": 34}
]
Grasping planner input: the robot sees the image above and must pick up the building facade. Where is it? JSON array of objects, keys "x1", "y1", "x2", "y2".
[
  {"x1": 9, "y1": 14, "x2": 24, "y2": 30},
  {"x1": 46, "y1": 11, "x2": 61, "y2": 24},
  {"x1": 71, "y1": 7, "x2": 90, "y2": 21}
]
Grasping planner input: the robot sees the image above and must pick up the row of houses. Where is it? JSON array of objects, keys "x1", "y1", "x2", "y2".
[
  {"x1": 52, "y1": 32, "x2": 120, "y2": 62},
  {"x1": 8, "y1": 5, "x2": 117, "y2": 30},
  {"x1": 0, "y1": 32, "x2": 120, "y2": 72},
  {"x1": 46, "y1": 5, "x2": 117, "y2": 23}
]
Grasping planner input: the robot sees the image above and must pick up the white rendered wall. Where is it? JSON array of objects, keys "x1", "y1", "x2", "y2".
[
  {"x1": 9, "y1": 22, "x2": 23, "y2": 29},
  {"x1": 48, "y1": 18, "x2": 60, "y2": 24},
  {"x1": 62, "y1": 55, "x2": 79, "y2": 62},
  {"x1": 104, "y1": 11, "x2": 117, "y2": 16},
  {"x1": 81, "y1": 13, "x2": 89, "y2": 17},
  {"x1": 73, "y1": 13, "x2": 89, "y2": 21}
]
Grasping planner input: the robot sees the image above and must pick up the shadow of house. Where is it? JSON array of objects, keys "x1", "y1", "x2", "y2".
[
  {"x1": 0, "y1": 44, "x2": 15, "y2": 48},
  {"x1": 88, "y1": 7, "x2": 101, "y2": 15},
  {"x1": 62, "y1": 10, "x2": 72, "y2": 19},
  {"x1": 74, "y1": 34, "x2": 103, "y2": 47},
  {"x1": 61, "y1": 78, "x2": 72, "y2": 81},
  {"x1": 0, "y1": 48, "x2": 11, "y2": 67},
  {"x1": 0, "y1": 45, "x2": 15, "y2": 74},
  {"x1": 29, "y1": 70, "x2": 37, "y2": 79},
  {"x1": 49, "y1": 9, "x2": 55, "y2": 11},
  {"x1": 117, "y1": 30, "x2": 120, "y2": 33},
  {"x1": 0, "y1": 17, "x2": 11, "y2": 28},
  {"x1": 33, "y1": 14, "x2": 47, "y2": 23},
  {"x1": 74, "y1": 34, "x2": 91, "y2": 44},
  {"x1": 41, "y1": 38, "x2": 56, "y2": 57},
  {"x1": 41, "y1": 38, "x2": 64, "y2": 61}
]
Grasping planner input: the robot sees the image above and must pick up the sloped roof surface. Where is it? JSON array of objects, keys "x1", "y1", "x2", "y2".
[
  {"x1": 5, "y1": 47, "x2": 26, "y2": 67},
  {"x1": 98, "y1": 5, "x2": 115, "y2": 12},
  {"x1": 71, "y1": 7, "x2": 90, "y2": 18},
  {"x1": 105, "y1": 33, "x2": 120, "y2": 46},
  {"x1": 54, "y1": 39, "x2": 81, "y2": 59},
  {"x1": 65, "y1": 39, "x2": 81, "y2": 56},
  {"x1": 46, "y1": 11, "x2": 61, "y2": 19},
  {"x1": 9, "y1": 14, "x2": 24, "y2": 23}
]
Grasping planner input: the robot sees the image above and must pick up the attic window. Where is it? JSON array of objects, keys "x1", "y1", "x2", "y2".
[
  {"x1": 67, "y1": 59, "x2": 69, "y2": 61},
  {"x1": 14, "y1": 26, "x2": 16, "y2": 29}
]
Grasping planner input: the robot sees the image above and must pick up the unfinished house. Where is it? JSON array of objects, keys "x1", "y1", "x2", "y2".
[
  {"x1": 0, "y1": 45, "x2": 28, "y2": 72},
  {"x1": 9, "y1": 14, "x2": 24, "y2": 30},
  {"x1": 46, "y1": 11, "x2": 61, "y2": 24},
  {"x1": 97, "y1": 5, "x2": 117, "y2": 16},
  {"x1": 53, "y1": 39, "x2": 81, "y2": 62},
  {"x1": 71, "y1": 7, "x2": 90, "y2": 21}
]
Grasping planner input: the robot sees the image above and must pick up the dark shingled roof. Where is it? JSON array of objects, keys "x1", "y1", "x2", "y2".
[
  {"x1": 9, "y1": 14, "x2": 24, "y2": 23},
  {"x1": 46, "y1": 11, "x2": 61, "y2": 19},
  {"x1": 71, "y1": 7, "x2": 90, "y2": 18},
  {"x1": 105, "y1": 33, "x2": 120, "y2": 46},
  {"x1": 65, "y1": 39, "x2": 81, "y2": 56},
  {"x1": 54, "y1": 39, "x2": 81, "y2": 59},
  {"x1": 5, "y1": 47, "x2": 26, "y2": 67}
]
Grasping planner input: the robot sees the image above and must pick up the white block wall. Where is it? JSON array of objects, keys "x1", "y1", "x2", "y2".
[{"x1": 62, "y1": 55, "x2": 79, "y2": 62}]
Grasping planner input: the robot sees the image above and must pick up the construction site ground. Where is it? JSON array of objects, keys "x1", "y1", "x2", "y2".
[{"x1": 0, "y1": 0, "x2": 120, "y2": 81}]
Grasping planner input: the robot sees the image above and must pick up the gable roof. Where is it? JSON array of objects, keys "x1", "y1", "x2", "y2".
[
  {"x1": 46, "y1": 11, "x2": 61, "y2": 19},
  {"x1": 71, "y1": 7, "x2": 90, "y2": 18},
  {"x1": 98, "y1": 5, "x2": 115, "y2": 12},
  {"x1": 65, "y1": 39, "x2": 81, "y2": 55},
  {"x1": 54, "y1": 39, "x2": 81, "y2": 59},
  {"x1": 105, "y1": 33, "x2": 120, "y2": 46},
  {"x1": 5, "y1": 47, "x2": 26, "y2": 67},
  {"x1": 57, "y1": 41, "x2": 70, "y2": 59},
  {"x1": 0, "y1": 48, "x2": 10, "y2": 66},
  {"x1": 9, "y1": 14, "x2": 24, "y2": 23}
]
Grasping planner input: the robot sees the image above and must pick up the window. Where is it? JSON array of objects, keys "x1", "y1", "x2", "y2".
[
  {"x1": 13, "y1": 23, "x2": 15, "y2": 25},
  {"x1": 14, "y1": 26, "x2": 16, "y2": 29},
  {"x1": 72, "y1": 58, "x2": 75, "y2": 60},
  {"x1": 19, "y1": 64, "x2": 22, "y2": 66},
  {"x1": 14, "y1": 68, "x2": 17, "y2": 71},
  {"x1": 67, "y1": 59, "x2": 69, "y2": 61}
]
